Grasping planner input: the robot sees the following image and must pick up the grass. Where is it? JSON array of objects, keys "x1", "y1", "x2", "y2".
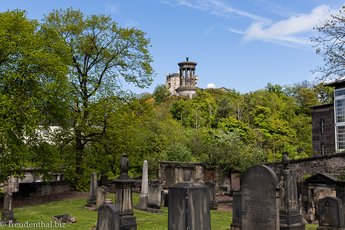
[{"x1": 0, "y1": 192, "x2": 317, "y2": 230}]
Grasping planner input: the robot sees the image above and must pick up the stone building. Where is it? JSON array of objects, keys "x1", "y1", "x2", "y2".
[
  {"x1": 312, "y1": 79, "x2": 345, "y2": 155},
  {"x1": 166, "y1": 73, "x2": 180, "y2": 96},
  {"x1": 165, "y1": 57, "x2": 199, "y2": 98}
]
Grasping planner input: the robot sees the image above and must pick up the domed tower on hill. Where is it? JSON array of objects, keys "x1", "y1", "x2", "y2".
[{"x1": 175, "y1": 57, "x2": 198, "y2": 98}]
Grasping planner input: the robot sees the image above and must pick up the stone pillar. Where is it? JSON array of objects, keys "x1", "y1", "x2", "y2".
[
  {"x1": 138, "y1": 160, "x2": 148, "y2": 210},
  {"x1": 168, "y1": 182, "x2": 211, "y2": 230},
  {"x1": 114, "y1": 154, "x2": 137, "y2": 230},
  {"x1": 279, "y1": 154, "x2": 305, "y2": 230},
  {"x1": 87, "y1": 172, "x2": 98, "y2": 206},
  {"x1": 96, "y1": 186, "x2": 108, "y2": 209}
]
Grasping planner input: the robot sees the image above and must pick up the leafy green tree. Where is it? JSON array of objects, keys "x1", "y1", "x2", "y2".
[
  {"x1": 170, "y1": 90, "x2": 217, "y2": 128},
  {"x1": 153, "y1": 84, "x2": 170, "y2": 104},
  {"x1": 163, "y1": 143, "x2": 193, "y2": 162},
  {"x1": 0, "y1": 10, "x2": 69, "y2": 181},
  {"x1": 43, "y1": 8, "x2": 154, "y2": 189}
]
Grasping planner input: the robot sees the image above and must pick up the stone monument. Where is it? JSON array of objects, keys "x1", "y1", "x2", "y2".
[
  {"x1": 96, "y1": 203, "x2": 120, "y2": 230},
  {"x1": 205, "y1": 182, "x2": 217, "y2": 210},
  {"x1": 279, "y1": 153, "x2": 305, "y2": 230},
  {"x1": 317, "y1": 196, "x2": 345, "y2": 230},
  {"x1": 114, "y1": 154, "x2": 137, "y2": 230},
  {"x1": 241, "y1": 165, "x2": 280, "y2": 230},
  {"x1": 96, "y1": 186, "x2": 108, "y2": 209},
  {"x1": 1, "y1": 192, "x2": 14, "y2": 223},
  {"x1": 87, "y1": 172, "x2": 98, "y2": 206},
  {"x1": 138, "y1": 160, "x2": 148, "y2": 210},
  {"x1": 147, "y1": 179, "x2": 162, "y2": 210},
  {"x1": 168, "y1": 182, "x2": 210, "y2": 230},
  {"x1": 230, "y1": 190, "x2": 242, "y2": 230},
  {"x1": 1, "y1": 177, "x2": 16, "y2": 224}
]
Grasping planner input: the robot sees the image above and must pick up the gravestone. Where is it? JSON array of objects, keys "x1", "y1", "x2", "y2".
[
  {"x1": 96, "y1": 186, "x2": 108, "y2": 209},
  {"x1": 205, "y1": 182, "x2": 217, "y2": 210},
  {"x1": 147, "y1": 179, "x2": 162, "y2": 210},
  {"x1": 241, "y1": 165, "x2": 280, "y2": 230},
  {"x1": 317, "y1": 196, "x2": 345, "y2": 230},
  {"x1": 279, "y1": 154, "x2": 305, "y2": 230},
  {"x1": 230, "y1": 190, "x2": 242, "y2": 230},
  {"x1": 114, "y1": 154, "x2": 137, "y2": 230},
  {"x1": 138, "y1": 160, "x2": 148, "y2": 210},
  {"x1": 87, "y1": 172, "x2": 98, "y2": 206},
  {"x1": 168, "y1": 182, "x2": 211, "y2": 230},
  {"x1": 1, "y1": 192, "x2": 14, "y2": 223},
  {"x1": 96, "y1": 203, "x2": 120, "y2": 230}
]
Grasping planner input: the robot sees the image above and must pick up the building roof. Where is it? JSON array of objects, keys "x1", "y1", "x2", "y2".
[
  {"x1": 324, "y1": 79, "x2": 345, "y2": 88},
  {"x1": 304, "y1": 173, "x2": 345, "y2": 185},
  {"x1": 310, "y1": 103, "x2": 333, "y2": 109}
]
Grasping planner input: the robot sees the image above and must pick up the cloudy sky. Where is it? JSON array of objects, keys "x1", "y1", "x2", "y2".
[{"x1": 1, "y1": 0, "x2": 344, "y2": 94}]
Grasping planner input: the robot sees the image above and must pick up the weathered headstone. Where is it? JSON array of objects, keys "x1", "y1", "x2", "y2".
[
  {"x1": 230, "y1": 190, "x2": 241, "y2": 230},
  {"x1": 1, "y1": 192, "x2": 14, "y2": 223},
  {"x1": 114, "y1": 154, "x2": 137, "y2": 230},
  {"x1": 317, "y1": 196, "x2": 345, "y2": 230},
  {"x1": 96, "y1": 203, "x2": 120, "y2": 230},
  {"x1": 138, "y1": 160, "x2": 148, "y2": 210},
  {"x1": 241, "y1": 165, "x2": 280, "y2": 230},
  {"x1": 87, "y1": 172, "x2": 98, "y2": 206},
  {"x1": 96, "y1": 186, "x2": 108, "y2": 209},
  {"x1": 147, "y1": 179, "x2": 162, "y2": 210},
  {"x1": 205, "y1": 182, "x2": 217, "y2": 210},
  {"x1": 168, "y1": 182, "x2": 211, "y2": 230},
  {"x1": 279, "y1": 154, "x2": 305, "y2": 230}
]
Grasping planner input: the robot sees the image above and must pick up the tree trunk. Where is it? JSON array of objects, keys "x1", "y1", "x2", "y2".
[{"x1": 74, "y1": 129, "x2": 85, "y2": 190}]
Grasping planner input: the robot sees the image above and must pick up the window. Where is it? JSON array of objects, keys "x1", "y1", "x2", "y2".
[
  {"x1": 335, "y1": 89, "x2": 345, "y2": 97},
  {"x1": 336, "y1": 99, "x2": 345, "y2": 123},
  {"x1": 337, "y1": 126, "x2": 345, "y2": 151},
  {"x1": 335, "y1": 88, "x2": 345, "y2": 152}
]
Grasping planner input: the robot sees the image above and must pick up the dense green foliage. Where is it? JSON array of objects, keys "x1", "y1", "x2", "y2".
[
  {"x1": 42, "y1": 8, "x2": 154, "y2": 190},
  {"x1": 0, "y1": 10, "x2": 69, "y2": 181},
  {"x1": 0, "y1": 9, "x2": 335, "y2": 189}
]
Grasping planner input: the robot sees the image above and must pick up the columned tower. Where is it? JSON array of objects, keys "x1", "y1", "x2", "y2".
[{"x1": 175, "y1": 57, "x2": 198, "y2": 98}]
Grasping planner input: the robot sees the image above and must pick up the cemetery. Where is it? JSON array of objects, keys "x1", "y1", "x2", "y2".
[
  {"x1": 3, "y1": 3, "x2": 345, "y2": 230},
  {"x1": 2, "y1": 152, "x2": 344, "y2": 229}
]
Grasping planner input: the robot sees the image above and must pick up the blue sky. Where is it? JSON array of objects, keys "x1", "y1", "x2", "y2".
[{"x1": 1, "y1": 0, "x2": 344, "y2": 94}]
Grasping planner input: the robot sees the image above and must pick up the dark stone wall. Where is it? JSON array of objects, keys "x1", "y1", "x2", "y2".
[
  {"x1": 16, "y1": 181, "x2": 70, "y2": 197},
  {"x1": 312, "y1": 104, "x2": 335, "y2": 155},
  {"x1": 268, "y1": 152, "x2": 345, "y2": 182}
]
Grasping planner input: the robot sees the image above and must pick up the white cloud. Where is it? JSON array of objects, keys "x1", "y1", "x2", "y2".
[
  {"x1": 106, "y1": 3, "x2": 120, "y2": 14},
  {"x1": 163, "y1": 0, "x2": 267, "y2": 22},
  {"x1": 162, "y1": 1, "x2": 340, "y2": 47},
  {"x1": 229, "y1": 28, "x2": 244, "y2": 35},
  {"x1": 244, "y1": 5, "x2": 336, "y2": 45}
]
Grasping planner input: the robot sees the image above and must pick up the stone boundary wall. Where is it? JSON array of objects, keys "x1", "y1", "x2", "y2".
[
  {"x1": 268, "y1": 152, "x2": 345, "y2": 182},
  {"x1": 16, "y1": 181, "x2": 70, "y2": 197}
]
